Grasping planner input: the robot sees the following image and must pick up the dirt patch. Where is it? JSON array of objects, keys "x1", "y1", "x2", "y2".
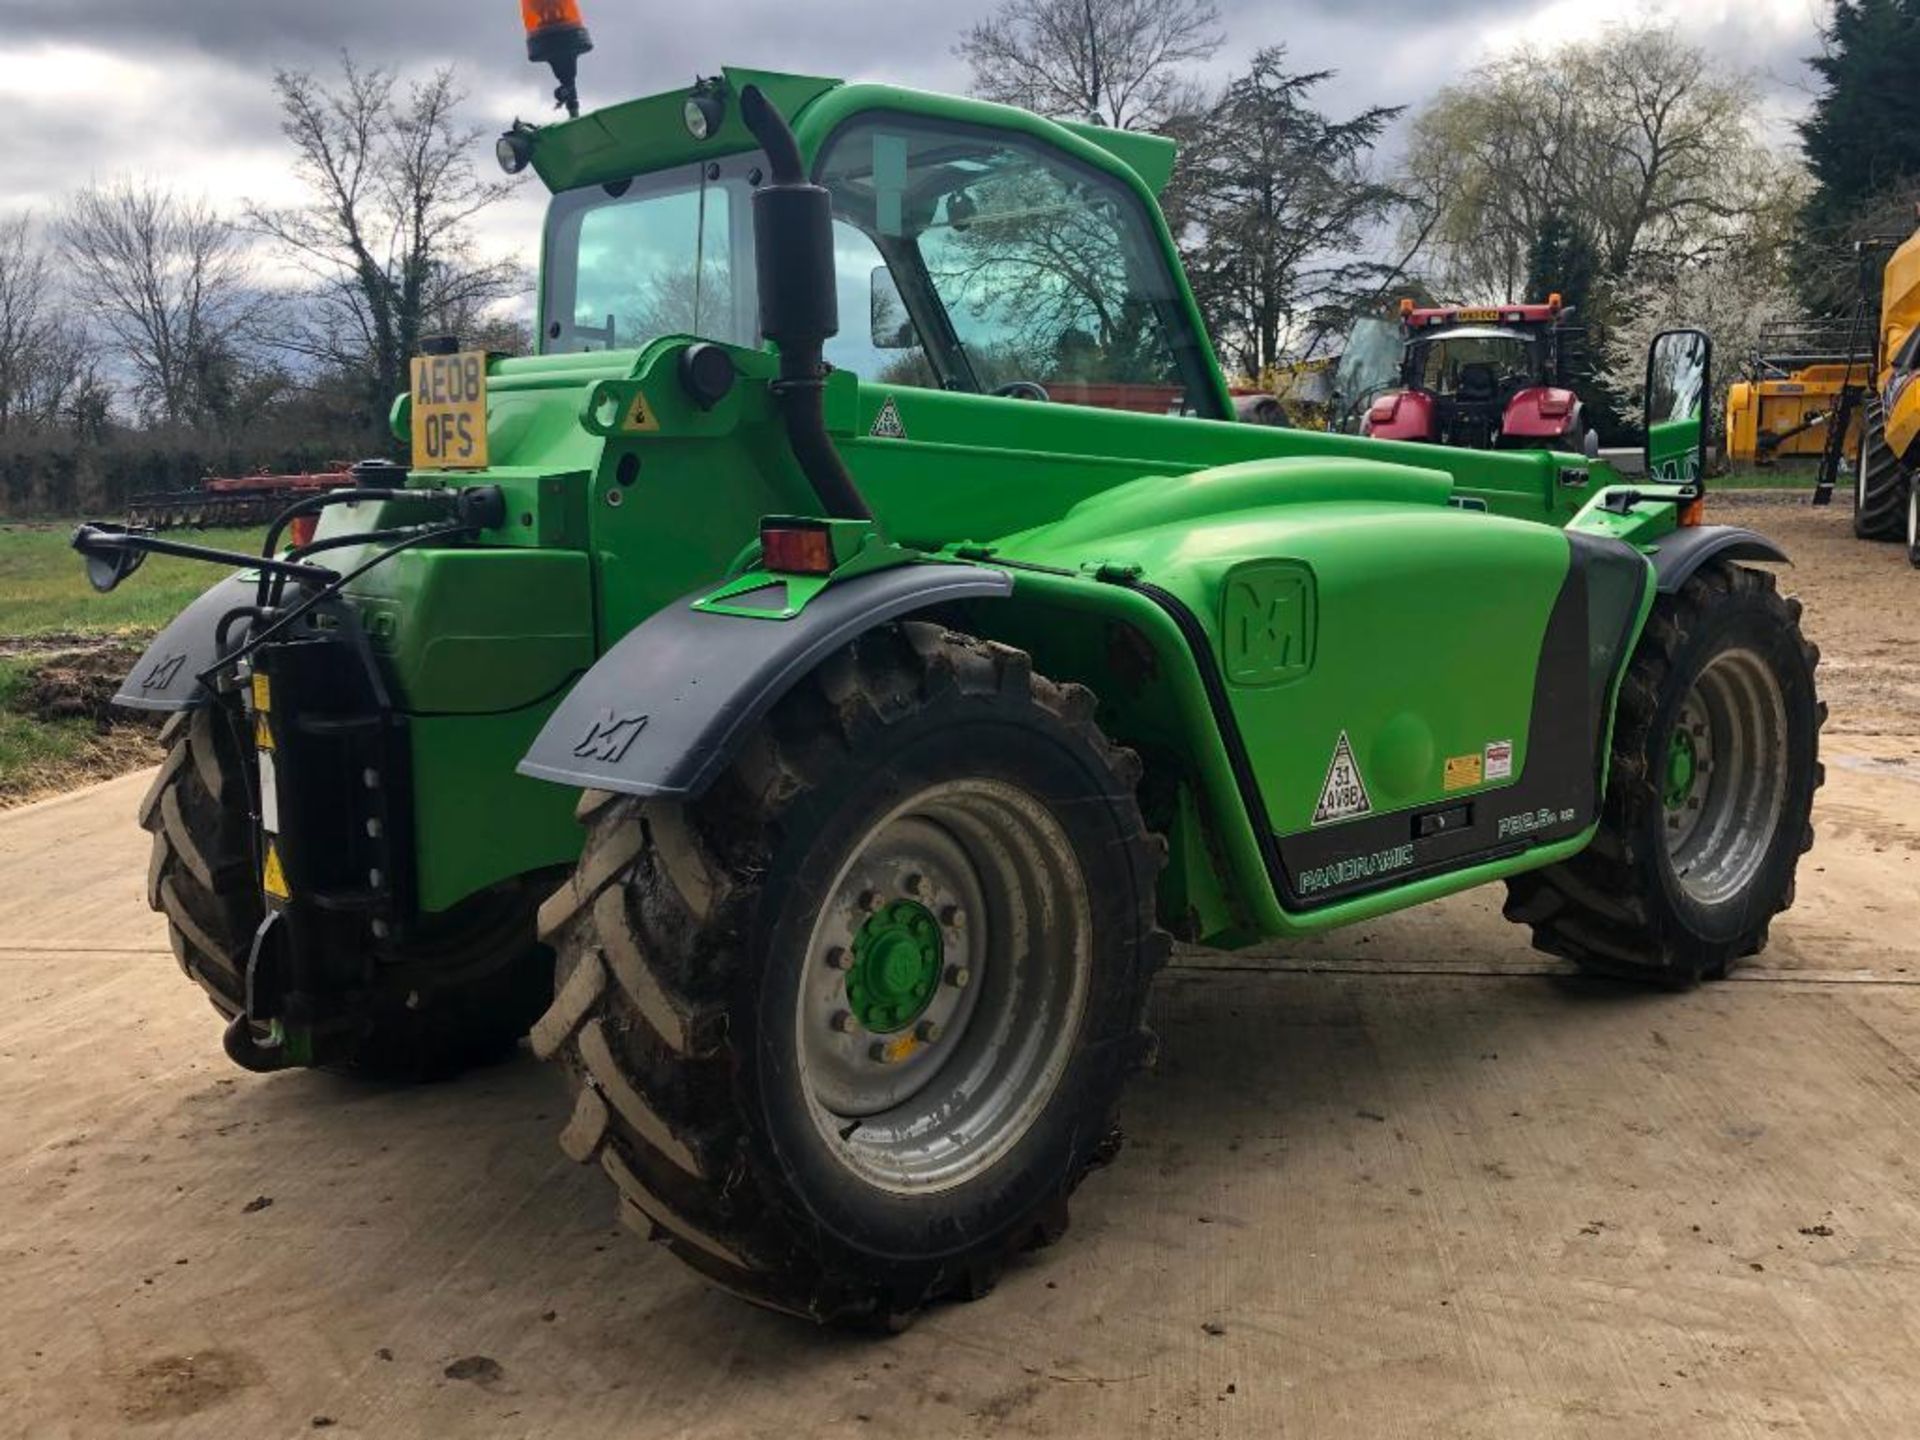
[
  {"x1": 114, "y1": 1349, "x2": 263, "y2": 1423},
  {"x1": 0, "y1": 638, "x2": 165, "y2": 809},
  {"x1": 10, "y1": 642, "x2": 153, "y2": 728}
]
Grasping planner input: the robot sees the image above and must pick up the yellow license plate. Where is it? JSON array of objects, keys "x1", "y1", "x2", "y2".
[
  {"x1": 1455, "y1": 308, "x2": 1502, "y2": 323},
  {"x1": 410, "y1": 351, "x2": 490, "y2": 469}
]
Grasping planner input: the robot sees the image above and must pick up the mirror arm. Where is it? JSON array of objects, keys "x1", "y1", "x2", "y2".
[{"x1": 71, "y1": 525, "x2": 341, "y2": 586}]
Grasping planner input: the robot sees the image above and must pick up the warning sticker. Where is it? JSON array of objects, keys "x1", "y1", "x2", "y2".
[
  {"x1": 1443, "y1": 753, "x2": 1484, "y2": 792},
  {"x1": 1312, "y1": 730, "x2": 1373, "y2": 826},
  {"x1": 1484, "y1": 739, "x2": 1515, "y2": 782},
  {"x1": 870, "y1": 395, "x2": 907, "y2": 439},
  {"x1": 262, "y1": 839, "x2": 290, "y2": 901},
  {"x1": 624, "y1": 392, "x2": 660, "y2": 432}
]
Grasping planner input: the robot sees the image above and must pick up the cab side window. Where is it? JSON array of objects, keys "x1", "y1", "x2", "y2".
[{"x1": 817, "y1": 116, "x2": 1219, "y2": 418}]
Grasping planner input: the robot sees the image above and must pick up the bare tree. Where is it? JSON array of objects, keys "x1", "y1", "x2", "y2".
[
  {"x1": 247, "y1": 57, "x2": 524, "y2": 436},
  {"x1": 58, "y1": 183, "x2": 256, "y2": 427},
  {"x1": 1403, "y1": 26, "x2": 1767, "y2": 302},
  {"x1": 0, "y1": 215, "x2": 97, "y2": 434},
  {"x1": 957, "y1": 0, "x2": 1223, "y2": 131}
]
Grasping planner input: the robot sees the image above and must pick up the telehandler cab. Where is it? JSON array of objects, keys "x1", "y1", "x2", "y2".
[{"x1": 73, "y1": 12, "x2": 1823, "y2": 1325}]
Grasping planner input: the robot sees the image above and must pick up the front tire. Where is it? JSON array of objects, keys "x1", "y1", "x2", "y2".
[
  {"x1": 142, "y1": 705, "x2": 556, "y2": 1078},
  {"x1": 1855, "y1": 396, "x2": 1911, "y2": 541},
  {"x1": 1503, "y1": 562, "x2": 1823, "y2": 984},
  {"x1": 534, "y1": 624, "x2": 1167, "y2": 1325}
]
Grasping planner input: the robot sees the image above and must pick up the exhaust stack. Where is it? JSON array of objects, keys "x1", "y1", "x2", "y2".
[{"x1": 739, "y1": 85, "x2": 872, "y2": 522}]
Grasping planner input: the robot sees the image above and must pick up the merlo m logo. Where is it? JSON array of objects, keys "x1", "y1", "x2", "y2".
[
  {"x1": 573, "y1": 709, "x2": 648, "y2": 764},
  {"x1": 1222, "y1": 562, "x2": 1315, "y2": 687}
]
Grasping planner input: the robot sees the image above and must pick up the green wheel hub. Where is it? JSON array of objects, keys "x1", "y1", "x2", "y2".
[
  {"x1": 846, "y1": 900, "x2": 944, "y2": 1033},
  {"x1": 1664, "y1": 727, "x2": 1699, "y2": 811}
]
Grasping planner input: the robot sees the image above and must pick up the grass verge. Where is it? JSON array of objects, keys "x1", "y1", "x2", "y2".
[{"x1": 0, "y1": 523, "x2": 261, "y2": 805}]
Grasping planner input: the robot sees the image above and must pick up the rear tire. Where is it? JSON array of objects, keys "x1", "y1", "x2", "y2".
[
  {"x1": 534, "y1": 623, "x2": 1168, "y2": 1325},
  {"x1": 143, "y1": 704, "x2": 555, "y2": 1078},
  {"x1": 1503, "y1": 562, "x2": 1823, "y2": 985},
  {"x1": 1855, "y1": 396, "x2": 1911, "y2": 541}
]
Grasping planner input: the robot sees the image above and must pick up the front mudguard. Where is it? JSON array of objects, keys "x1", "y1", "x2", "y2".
[
  {"x1": 1647, "y1": 526, "x2": 1788, "y2": 594},
  {"x1": 518, "y1": 563, "x2": 1013, "y2": 800},
  {"x1": 112, "y1": 573, "x2": 260, "y2": 713}
]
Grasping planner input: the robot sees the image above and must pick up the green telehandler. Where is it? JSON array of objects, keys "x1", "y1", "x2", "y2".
[{"x1": 73, "y1": 9, "x2": 1823, "y2": 1326}]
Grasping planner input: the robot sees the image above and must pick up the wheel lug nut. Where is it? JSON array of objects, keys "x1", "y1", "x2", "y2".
[
  {"x1": 903, "y1": 872, "x2": 926, "y2": 897},
  {"x1": 940, "y1": 905, "x2": 966, "y2": 929},
  {"x1": 858, "y1": 889, "x2": 882, "y2": 913},
  {"x1": 915, "y1": 1020, "x2": 942, "y2": 1043},
  {"x1": 830, "y1": 1010, "x2": 855, "y2": 1033},
  {"x1": 825, "y1": 946, "x2": 851, "y2": 971},
  {"x1": 868, "y1": 1040, "x2": 892, "y2": 1063},
  {"x1": 1687, "y1": 797, "x2": 1701, "y2": 810},
  {"x1": 945, "y1": 964, "x2": 971, "y2": 989}
]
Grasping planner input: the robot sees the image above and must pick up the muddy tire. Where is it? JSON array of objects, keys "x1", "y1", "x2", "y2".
[
  {"x1": 1503, "y1": 562, "x2": 1823, "y2": 985},
  {"x1": 1855, "y1": 396, "x2": 1911, "y2": 541},
  {"x1": 534, "y1": 623, "x2": 1168, "y2": 1325},
  {"x1": 142, "y1": 704, "x2": 555, "y2": 1078}
]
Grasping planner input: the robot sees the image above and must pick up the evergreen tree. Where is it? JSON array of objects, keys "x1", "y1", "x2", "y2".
[{"x1": 1795, "y1": 0, "x2": 1920, "y2": 310}]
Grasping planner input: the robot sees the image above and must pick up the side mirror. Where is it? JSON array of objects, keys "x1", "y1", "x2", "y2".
[
  {"x1": 869, "y1": 266, "x2": 914, "y2": 350},
  {"x1": 72, "y1": 523, "x2": 148, "y2": 593},
  {"x1": 1643, "y1": 328, "x2": 1711, "y2": 494}
]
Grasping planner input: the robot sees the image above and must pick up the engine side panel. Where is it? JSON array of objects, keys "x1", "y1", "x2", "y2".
[{"x1": 988, "y1": 458, "x2": 1651, "y2": 922}]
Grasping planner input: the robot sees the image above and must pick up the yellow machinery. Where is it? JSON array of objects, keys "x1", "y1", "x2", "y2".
[
  {"x1": 1876, "y1": 226, "x2": 1920, "y2": 461},
  {"x1": 1850, "y1": 222, "x2": 1920, "y2": 541},
  {"x1": 1726, "y1": 323, "x2": 1865, "y2": 466}
]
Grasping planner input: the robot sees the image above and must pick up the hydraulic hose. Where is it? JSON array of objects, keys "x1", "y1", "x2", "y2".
[{"x1": 739, "y1": 84, "x2": 872, "y2": 521}]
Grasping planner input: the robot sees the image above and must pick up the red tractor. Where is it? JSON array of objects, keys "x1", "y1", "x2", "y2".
[{"x1": 1363, "y1": 297, "x2": 1594, "y2": 455}]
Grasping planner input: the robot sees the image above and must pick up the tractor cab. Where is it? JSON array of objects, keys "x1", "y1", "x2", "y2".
[{"x1": 1364, "y1": 299, "x2": 1589, "y2": 454}]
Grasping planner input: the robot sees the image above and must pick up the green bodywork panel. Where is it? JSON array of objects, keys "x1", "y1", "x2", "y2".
[
  {"x1": 1647, "y1": 415, "x2": 1704, "y2": 484},
  {"x1": 993, "y1": 459, "x2": 1569, "y2": 838},
  {"x1": 260, "y1": 68, "x2": 1681, "y2": 938}
]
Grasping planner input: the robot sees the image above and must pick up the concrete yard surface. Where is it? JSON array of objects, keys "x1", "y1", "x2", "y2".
[
  {"x1": 2, "y1": 498, "x2": 1917, "y2": 1438},
  {"x1": 0, "y1": 744, "x2": 1916, "y2": 1439}
]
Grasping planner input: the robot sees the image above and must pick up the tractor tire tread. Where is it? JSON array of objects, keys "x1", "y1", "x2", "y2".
[
  {"x1": 1504, "y1": 561, "x2": 1821, "y2": 986},
  {"x1": 1855, "y1": 396, "x2": 1911, "y2": 541},
  {"x1": 536, "y1": 623, "x2": 1168, "y2": 1325}
]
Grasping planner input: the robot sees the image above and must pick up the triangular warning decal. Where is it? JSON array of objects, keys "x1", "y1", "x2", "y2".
[
  {"x1": 624, "y1": 392, "x2": 660, "y2": 432},
  {"x1": 870, "y1": 395, "x2": 907, "y2": 439},
  {"x1": 1311, "y1": 730, "x2": 1372, "y2": 826},
  {"x1": 262, "y1": 840, "x2": 291, "y2": 901}
]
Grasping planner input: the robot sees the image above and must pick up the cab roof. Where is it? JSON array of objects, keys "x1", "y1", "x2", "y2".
[{"x1": 524, "y1": 67, "x2": 1180, "y2": 198}]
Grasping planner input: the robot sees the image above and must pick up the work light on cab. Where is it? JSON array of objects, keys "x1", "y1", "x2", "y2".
[
  {"x1": 495, "y1": 122, "x2": 535, "y2": 175},
  {"x1": 522, "y1": 0, "x2": 593, "y2": 117},
  {"x1": 684, "y1": 79, "x2": 726, "y2": 141}
]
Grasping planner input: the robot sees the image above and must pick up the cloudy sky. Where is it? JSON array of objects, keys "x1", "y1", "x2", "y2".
[{"x1": 0, "y1": 0, "x2": 1829, "y2": 273}]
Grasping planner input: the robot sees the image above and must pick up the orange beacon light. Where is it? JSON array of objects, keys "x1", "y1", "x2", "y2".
[{"x1": 521, "y1": 1, "x2": 594, "y2": 117}]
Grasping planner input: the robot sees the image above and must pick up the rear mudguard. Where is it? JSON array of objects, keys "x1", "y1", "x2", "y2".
[
  {"x1": 1646, "y1": 525, "x2": 1788, "y2": 594},
  {"x1": 111, "y1": 573, "x2": 260, "y2": 713},
  {"x1": 518, "y1": 563, "x2": 1012, "y2": 799}
]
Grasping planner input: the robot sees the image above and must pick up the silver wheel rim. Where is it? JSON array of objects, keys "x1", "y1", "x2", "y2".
[
  {"x1": 796, "y1": 779, "x2": 1092, "y2": 1195},
  {"x1": 1908, "y1": 484, "x2": 1918, "y2": 551},
  {"x1": 1661, "y1": 647, "x2": 1789, "y2": 908}
]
